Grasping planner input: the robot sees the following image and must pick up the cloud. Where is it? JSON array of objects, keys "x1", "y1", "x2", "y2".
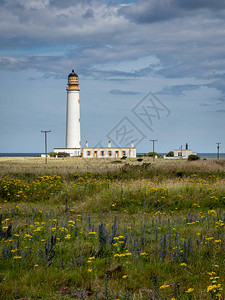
[
  {"x1": 206, "y1": 79, "x2": 225, "y2": 94},
  {"x1": 157, "y1": 84, "x2": 201, "y2": 97},
  {"x1": 110, "y1": 89, "x2": 140, "y2": 95},
  {"x1": 119, "y1": 0, "x2": 225, "y2": 24},
  {"x1": 216, "y1": 109, "x2": 225, "y2": 113},
  {"x1": 119, "y1": 0, "x2": 183, "y2": 24},
  {"x1": 0, "y1": 0, "x2": 225, "y2": 96}
]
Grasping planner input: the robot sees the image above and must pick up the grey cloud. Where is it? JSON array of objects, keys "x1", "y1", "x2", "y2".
[
  {"x1": 157, "y1": 84, "x2": 201, "y2": 97},
  {"x1": 110, "y1": 89, "x2": 140, "y2": 95},
  {"x1": 119, "y1": 0, "x2": 182, "y2": 24},
  {"x1": 0, "y1": 0, "x2": 225, "y2": 90},
  {"x1": 83, "y1": 8, "x2": 95, "y2": 19},
  {"x1": 177, "y1": 0, "x2": 225, "y2": 10},
  {"x1": 120, "y1": 0, "x2": 225, "y2": 24},
  {"x1": 0, "y1": 0, "x2": 127, "y2": 47},
  {"x1": 29, "y1": 73, "x2": 64, "y2": 80},
  {"x1": 206, "y1": 79, "x2": 225, "y2": 94},
  {"x1": 200, "y1": 103, "x2": 214, "y2": 107},
  {"x1": 216, "y1": 110, "x2": 225, "y2": 113}
]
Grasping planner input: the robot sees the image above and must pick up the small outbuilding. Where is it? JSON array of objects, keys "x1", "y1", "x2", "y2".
[{"x1": 164, "y1": 143, "x2": 197, "y2": 159}]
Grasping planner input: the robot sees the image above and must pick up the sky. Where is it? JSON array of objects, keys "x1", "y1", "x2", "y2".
[{"x1": 0, "y1": 0, "x2": 225, "y2": 154}]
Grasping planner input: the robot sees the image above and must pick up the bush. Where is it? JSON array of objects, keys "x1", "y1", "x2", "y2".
[
  {"x1": 137, "y1": 158, "x2": 143, "y2": 162},
  {"x1": 57, "y1": 152, "x2": 70, "y2": 158},
  {"x1": 188, "y1": 154, "x2": 200, "y2": 161},
  {"x1": 166, "y1": 151, "x2": 174, "y2": 157},
  {"x1": 148, "y1": 152, "x2": 159, "y2": 157},
  {"x1": 176, "y1": 171, "x2": 184, "y2": 178},
  {"x1": 147, "y1": 152, "x2": 163, "y2": 158},
  {"x1": 121, "y1": 156, "x2": 127, "y2": 160},
  {"x1": 48, "y1": 152, "x2": 57, "y2": 157}
]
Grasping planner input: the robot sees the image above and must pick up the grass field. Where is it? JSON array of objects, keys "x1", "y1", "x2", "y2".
[{"x1": 0, "y1": 157, "x2": 225, "y2": 299}]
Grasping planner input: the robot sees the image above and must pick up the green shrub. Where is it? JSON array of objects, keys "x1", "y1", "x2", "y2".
[
  {"x1": 57, "y1": 152, "x2": 70, "y2": 157},
  {"x1": 166, "y1": 151, "x2": 174, "y2": 157},
  {"x1": 188, "y1": 154, "x2": 200, "y2": 161},
  {"x1": 137, "y1": 158, "x2": 143, "y2": 162},
  {"x1": 148, "y1": 152, "x2": 163, "y2": 158},
  {"x1": 148, "y1": 152, "x2": 159, "y2": 157},
  {"x1": 176, "y1": 171, "x2": 184, "y2": 177},
  {"x1": 48, "y1": 152, "x2": 57, "y2": 157}
]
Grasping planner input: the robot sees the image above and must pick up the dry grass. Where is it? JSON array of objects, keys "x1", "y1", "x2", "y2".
[{"x1": 0, "y1": 156, "x2": 224, "y2": 177}]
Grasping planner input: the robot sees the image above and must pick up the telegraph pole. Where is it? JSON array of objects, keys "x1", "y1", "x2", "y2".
[
  {"x1": 150, "y1": 139, "x2": 158, "y2": 161},
  {"x1": 41, "y1": 130, "x2": 51, "y2": 164},
  {"x1": 216, "y1": 142, "x2": 221, "y2": 159}
]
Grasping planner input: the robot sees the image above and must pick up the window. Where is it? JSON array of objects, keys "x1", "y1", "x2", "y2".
[
  {"x1": 115, "y1": 151, "x2": 119, "y2": 158},
  {"x1": 122, "y1": 151, "x2": 126, "y2": 156},
  {"x1": 87, "y1": 151, "x2": 91, "y2": 156},
  {"x1": 108, "y1": 151, "x2": 112, "y2": 156},
  {"x1": 101, "y1": 151, "x2": 104, "y2": 156}
]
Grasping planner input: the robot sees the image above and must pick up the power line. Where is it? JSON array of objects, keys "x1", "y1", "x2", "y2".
[
  {"x1": 41, "y1": 130, "x2": 51, "y2": 164},
  {"x1": 216, "y1": 142, "x2": 221, "y2": 159},
  {"x1": 150, "y1": 139, "x2": 158, "y2": 162}
]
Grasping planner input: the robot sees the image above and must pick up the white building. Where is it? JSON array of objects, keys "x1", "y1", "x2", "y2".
[
  {"x1": 82, "y1": 141, "x2": 136, "y2": 158},
  {"x1": 164, "y1": 143, "x2": 197, "y2": 159},
  {"x1": 54, "y1": 70, "x2": 81, "y2": 157}
]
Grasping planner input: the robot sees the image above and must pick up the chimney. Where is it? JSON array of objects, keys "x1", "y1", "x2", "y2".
[
  {"x1": 186, "y1": 143, "x2": 188, "y2": 150},
  {"x1": 85, "y1": 141, "x2": 88, "y2": 147},
  {"x1": 131, "y1": 141, "x2": 134, "y2": 147},
  {"x1": 108, "y1": 141, "x2": 111, "y2": 147}
]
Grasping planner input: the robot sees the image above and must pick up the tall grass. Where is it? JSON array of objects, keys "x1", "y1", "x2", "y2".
[{"x1": 0, "y1": 158, "x2": 224, "y2": 299}]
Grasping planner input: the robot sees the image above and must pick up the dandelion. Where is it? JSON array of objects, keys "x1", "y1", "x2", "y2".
[
  {"x1": 185, "y1": 288, "x2": 194, "y2": 293},
  {"x1": 114, "y1": 254, "x2": 121, "y2": 257},
  {"x1": 214, "y1": 240, "x2": 221, "y2": 243},
  {"x1": 65, "y1": 234, "x2": 71, "y2": 240},
  {"x1": 160, "y1": 285, "x2": 170, "y2": 289},
  {"x1": 180, "y1": 263, "x2": 187, "y2": 267},
  {"x1": 88, "y1": 232, "x2": 97, "y2": 235},
  {"x1": 122, "y1": 275, "x2": 128, "y2": 279}
]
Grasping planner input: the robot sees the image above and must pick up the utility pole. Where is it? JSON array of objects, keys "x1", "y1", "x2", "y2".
[
  {"x1": 216, "y1": 142, "x2": 221, "y2": 159},
  {"x1": 150, "y1": 139, "x2": 158, "y2": 161},
  {"x1": 181, "y1": 145, "x2": 183, "y2": 158},
  {"x1": 41, "y1": 130, "x2": 51, "y2": 164}
]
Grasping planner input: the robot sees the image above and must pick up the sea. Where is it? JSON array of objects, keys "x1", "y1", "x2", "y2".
[{"x1": 0, "y1": 153, "x2": 225, "y2": 159}]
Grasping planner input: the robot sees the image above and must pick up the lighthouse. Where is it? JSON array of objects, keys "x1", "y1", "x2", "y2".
[
  {"x1": 66, "y1": 70, "x2": 81, "y2": 151},
  {"x1": 54, "y1": 70, "x2": 81, "y2": 156}
]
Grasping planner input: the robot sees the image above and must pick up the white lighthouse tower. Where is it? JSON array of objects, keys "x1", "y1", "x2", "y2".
[
  {"x1": 54, "y1": 70, "x2": 81, "y2": 156},
  {"x1": 66, "y1": 70, "x2": 81, "y2": 151}
]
